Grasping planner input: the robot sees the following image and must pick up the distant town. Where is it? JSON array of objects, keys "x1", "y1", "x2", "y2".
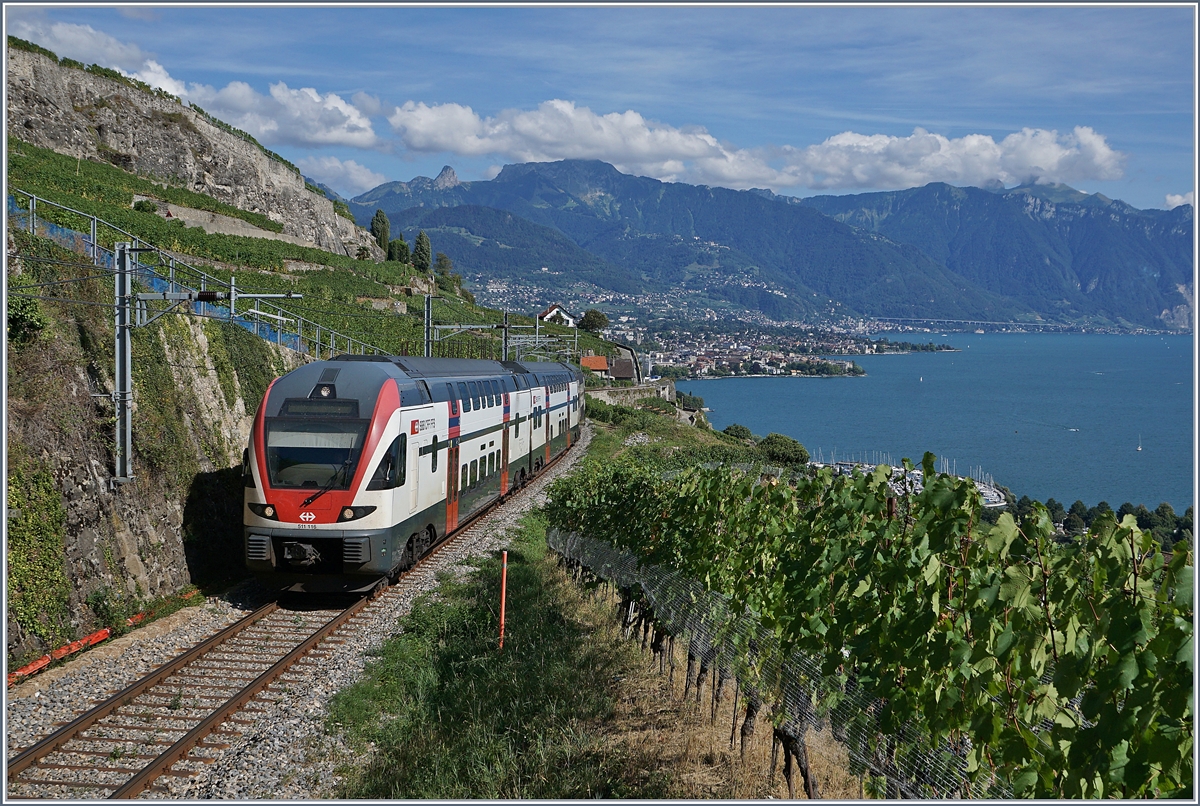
[{"x1": 606, "y1": 320, "x2": 954, "y2": 379}]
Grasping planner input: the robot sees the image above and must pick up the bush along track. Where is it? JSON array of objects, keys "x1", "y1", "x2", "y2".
[{"x1": 544, "y1": 454, "x2": 1194, "y2": 798}]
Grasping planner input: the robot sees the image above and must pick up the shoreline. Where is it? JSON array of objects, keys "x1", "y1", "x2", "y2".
[{"x1": 679, "y1": 373, "x2": 866, "y2": 380}]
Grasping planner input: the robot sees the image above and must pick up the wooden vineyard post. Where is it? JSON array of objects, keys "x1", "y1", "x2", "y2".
[{"x1": 499, "y1": 550, "x2": 508, "y2": 650}]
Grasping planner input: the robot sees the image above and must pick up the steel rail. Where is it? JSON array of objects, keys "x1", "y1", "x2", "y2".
[
  {"x1": 5, "y1": 601, "x2": 278, "y2": 781},
  {"x1": 108, "y1": 591, "x2": 379, "y2": 799}
]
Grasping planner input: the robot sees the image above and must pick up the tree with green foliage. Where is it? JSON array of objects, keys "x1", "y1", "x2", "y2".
[
  {"x1": 413, "y1": 230, "x2": 432, "y2": 273},
  {"x1": 723, "y1": 423, "x2": 754, "y2": 442},
  {"x1": 578, "y1": 308, "x2": 609, "y2": 332},
  {"x1": 757, "y1": 432, "x2": 809, "y2": 466},
  {"x1": 370, "y1": 209, "x2": 390, "y2": 250},
  {"x1": 387, "y1": 237, "x2": 410, "y2": 263},
  {"x1": 653, "y1": 364, "x2": 691, "y2": 380},
  {"x1": 434, "y1": 252, "x2": 454, "y2": 276},
  {"x1": 355, "y1": 245, "x2": 370, "y2": 260}
]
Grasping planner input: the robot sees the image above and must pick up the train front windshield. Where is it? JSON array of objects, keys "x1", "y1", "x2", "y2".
[{"x1": 265, "y1": 419, "x2": 369, "y2": 489}]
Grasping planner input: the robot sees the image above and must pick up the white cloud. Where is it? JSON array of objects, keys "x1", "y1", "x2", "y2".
[
  {"x1": 387, "y1": 100, "x2": 1126, "y2": 193},
  {"x1": 1, "y1": 15, "x2": 1136, "y2": 198},
  {"x1": 7, "y1": 17, "x2": 148, "y2": 71},
  {"x1": 1165, "y1": 191, "x2": 1193, "y2": 209},
  {"x1": 130, "y1": 60, "x2": 187, "y2": 97},
  {"x1": 778, "y1": 126, "x2": 1125, "y2": 190},
  {"x1": 130, "y1": 62, "x2": 380, "y2": 149},
  {"x1": 387, "y1": 99, "x2": 728, "y2": 181},
  {"x1": 296, "y1": 156, "x2": 387, "y2": 196}
]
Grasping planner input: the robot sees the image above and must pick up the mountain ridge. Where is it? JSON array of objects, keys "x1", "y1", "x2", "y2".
[{"x1": 348, "y1": 160, "x2": 1190, "y2": 330}]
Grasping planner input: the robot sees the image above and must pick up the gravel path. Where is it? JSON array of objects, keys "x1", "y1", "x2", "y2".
[{"x1": 5, "y1": 424, "x2": 591, "y2": 800}]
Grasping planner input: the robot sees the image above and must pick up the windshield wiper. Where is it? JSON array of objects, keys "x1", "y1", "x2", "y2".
[{"x1": 301, "y1": 459, "x2": 351, "y2": 508}]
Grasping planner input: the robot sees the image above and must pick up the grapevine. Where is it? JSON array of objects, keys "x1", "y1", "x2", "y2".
[{"x1": 546, "y1": 454, "x2": 1193, "y2": 797}]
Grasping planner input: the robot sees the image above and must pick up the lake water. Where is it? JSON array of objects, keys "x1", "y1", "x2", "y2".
[{"x1": 678, "y1": 333, "x2": 1195, "y2": 512}]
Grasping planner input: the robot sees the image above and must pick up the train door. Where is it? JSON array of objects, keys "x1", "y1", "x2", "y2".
[
  {"x1": 446, "y1": 443, "x2": 459, "y2": 531},
  {"x1": 565, "y1": 387, "x2": 572, "y2": 448},
  {"x1": 409, "y1": 435, "x2": 423, "y2": 516},
  {"x1": 501, "y1": 427, "x2": 510, "y2": 494},
  {"x1": 544, "y1": 385, "x2": 552, "y2": 465}
]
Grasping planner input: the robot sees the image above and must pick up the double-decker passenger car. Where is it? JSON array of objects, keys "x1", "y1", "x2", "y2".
[{"x1": 244, "y1": 356, "x2": 583, "y2": 592}]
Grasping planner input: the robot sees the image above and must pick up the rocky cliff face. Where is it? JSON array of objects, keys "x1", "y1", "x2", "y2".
[
  {"x1": 6, "y1": 232, "x2": 307, "y2": 663},
  {"x1": 6, "y1": 48, "x2": 383, "y2": 260}
]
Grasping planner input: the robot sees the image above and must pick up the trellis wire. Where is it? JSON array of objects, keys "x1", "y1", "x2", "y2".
[{"x1": 548, "y1": 528, "x2": 1014, "y2": 798}]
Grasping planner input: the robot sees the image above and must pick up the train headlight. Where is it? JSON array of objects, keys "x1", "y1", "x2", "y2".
[
  {"x1": 337, "y1": 506, "x2": 377, "y2": 522},
  {"x1": 248, "y1": 503, "x2": 279, "y2": 521}
]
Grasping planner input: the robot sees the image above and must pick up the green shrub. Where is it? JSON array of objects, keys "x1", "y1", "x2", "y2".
[
  {"x1": 7, "y1": 35, "x2": 58, "y2": 61},
  {"x1": 6, "y1": 295, "x2": 48, "y2": 345},
  {"x1": 6, "y1": 443, "x2": 72, "y2": 653},
  {"x1": 757, "y1": 432, "x2": 809, "y2": 467},
  {"x1": 722, "y1": 423, "x2": 754, "y2": 441},
  {"x1": 133, "y1": 199, "x2": 157, "y2": 213}
]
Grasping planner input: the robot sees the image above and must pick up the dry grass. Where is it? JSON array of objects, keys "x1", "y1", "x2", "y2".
[{"x1": 578, "y1": 583, "x2": 864, "y2": 799}]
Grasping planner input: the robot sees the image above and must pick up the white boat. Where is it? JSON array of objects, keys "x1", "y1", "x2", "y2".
[{"x1": 1137, "y1": 435, "x2": 1142, "y2": 451}]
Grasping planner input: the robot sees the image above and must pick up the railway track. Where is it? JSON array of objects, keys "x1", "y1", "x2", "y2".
[{"x1": 6, "y1": 432, "x2": 586, "y2": 800}]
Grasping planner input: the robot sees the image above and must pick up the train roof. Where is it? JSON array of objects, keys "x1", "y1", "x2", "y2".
[
  {"x1": 265, "y1": 355, "x2": 584, "y2": 418},
  {"x1": 328, "y1": 354, "x2": 581, "y2": 378}
]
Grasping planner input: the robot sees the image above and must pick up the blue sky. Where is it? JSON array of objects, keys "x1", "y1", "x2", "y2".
[{"x1": 6, "y1": 4, "x2": 1195, "y2": 209}]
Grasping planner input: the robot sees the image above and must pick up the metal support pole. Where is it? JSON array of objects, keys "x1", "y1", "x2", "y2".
[
  {"x1": 28, "y1": 195, "x2": 35, "y2": 233},
  {"x1": 113, "y1": 243, "x2": 134, "y2": 484},
  {"x1": 230, "y1": 275, "x2": 236, "y2": 321},
  {"x1": 91, "y1": 217, "x2": 98, "y2": 265},
  {"x1": 503, "y1": 311, "x2": 509, "y2": 361},
  {"x1": 424, "y1": 294, "x2": 433, "y2": 358}
]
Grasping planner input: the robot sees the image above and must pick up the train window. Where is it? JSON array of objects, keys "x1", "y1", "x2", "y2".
[
  {"x1": 461, "y1": 464, "x2": 468, "y2": 492},
  {"x1": 470, "y1": 459, "x2": 478, "y2": 487},
  {"x1": 457, "y1": 382, "x2": 470, "y2": 412},
  {"x1": 488, "y1": 452, "x2": 495, "y2": 476},
  {"x1": 514, "y1": 415, "x2": 520, "y2": 438},
  {"x1": 417, "y1": 380, "x2": 432, "y2": 403},
  {"x1": 467, "y1": 381, "x2": 479, "y2": 409},
  {"x1": 445, "y1": 383, "x2": 458, "y2": 416},
  {"x1": 487, "y1": 379, "x2": 497, "y2": 406},
  {"x1": 367, "y1": 434, "x2": 406, "y2": 490},
  {"x1": 431, "y1": 435, "x2": 439, "y2": 473}
]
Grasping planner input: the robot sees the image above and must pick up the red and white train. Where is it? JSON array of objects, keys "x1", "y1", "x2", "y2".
[{"x1": 243, "y1": 356, "x2": 584, "y2": 592}]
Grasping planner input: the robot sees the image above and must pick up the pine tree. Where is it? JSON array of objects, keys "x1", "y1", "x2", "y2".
[
  {"x1": 387, "y1": 237, "x2": 409, "y2": 263},
  {"x1": 370, "y1": 209, "x2": 390, "y2": 251},
  {"x1": 413, "y1": 230, "x2": 432, "y2": 273}
]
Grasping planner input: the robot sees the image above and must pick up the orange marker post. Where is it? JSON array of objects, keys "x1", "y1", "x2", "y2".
[{"x1": 499, "y1": 550, "x2": 508, "y2": 651}]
